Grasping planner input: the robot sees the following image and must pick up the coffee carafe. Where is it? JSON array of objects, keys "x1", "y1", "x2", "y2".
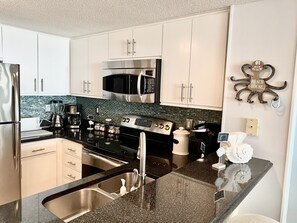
[{"x1": 50, "y1": 100, "x2": 65, "y2": 129}]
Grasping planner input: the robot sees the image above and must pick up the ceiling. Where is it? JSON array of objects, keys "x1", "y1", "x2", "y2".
[{"x1": 0, "y1": 0, "x2": 258, "y2": 38}]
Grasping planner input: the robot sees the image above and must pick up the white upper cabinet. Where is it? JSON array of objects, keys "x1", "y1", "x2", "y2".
[
  {"x1": 161, "y1": 11, "x2": 228, "y2": 110},
  {"x1": 0, "y1": 26, "x2": 2, "y2": 60},
  {"x1": 2, "y1": 26, "x2": 38, "y2": 95},
  {"x1": 189, "y1": 12, "x2": 228, "y2": 109},
  {"x1": 161, "y1": 19, "x2": 192, "y2": 106},
  {"x1": 38, "y1": 34, "x2": 69, "y2": 95},
  {"x1": 70, "y1": 33, "x2": 108, "y2": 97},
  {"x1": 2, "y1": 26, "x2": 70, "y2": 95},
  {"x1": 108, "y1": 24, "x2": 163, "y2": 59}
]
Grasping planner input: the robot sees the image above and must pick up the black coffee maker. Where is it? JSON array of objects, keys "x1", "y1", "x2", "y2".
[
  {"x1": 65, "y1": 104, "x2": 82, "y2": 129},
  {"x1": 189, "y1": 123, "x2": 221, "y2": 155}
]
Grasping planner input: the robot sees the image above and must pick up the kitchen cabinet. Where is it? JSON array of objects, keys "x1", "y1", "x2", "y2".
[
  {"x1": 108, "y1": 24, "x2": 162, "y2": 59},
  {"x1": 38, "y1": 34, "x2": 69, "y2": 95},
  {"x1": 2, "y1": 25, "x2": 70, "y2": 95},
  {"x1": 161, "y1": 18, "x2": 192, "y2": 106},
  {"x1": 21, "y1": 139, "x2": 57, "y2": 198},
  {"x1": 161, "y1": 11, "x2": 228, "y2": 110},
  {"x1": 2, "y1": 26, "x2": 38, "y2": 95},
  {"x1": 0, "y1": 26, "x2": 2, "y2": 60},
  {"x1": 61, "y1": 140, "x2": 82, "y2": 184},
  {"x1": 70, "y1": 33, "x2": 108, "y2": 97}
]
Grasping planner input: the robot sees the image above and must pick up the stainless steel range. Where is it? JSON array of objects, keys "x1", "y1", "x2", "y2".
[{"x1": 80, "y1": 115, "x2": 175, "y2": 178}]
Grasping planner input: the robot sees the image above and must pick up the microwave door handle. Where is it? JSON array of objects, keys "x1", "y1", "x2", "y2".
[{"x1": 137, "y1": 71, "x2": 144, "y2": 102}]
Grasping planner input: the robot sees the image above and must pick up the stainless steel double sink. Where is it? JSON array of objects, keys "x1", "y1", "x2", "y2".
[{"x1": 43, "y1": 171, "x2": 155, "y2": 222}]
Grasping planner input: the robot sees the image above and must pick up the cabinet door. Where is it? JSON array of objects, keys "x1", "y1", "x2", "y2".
[
  {"x1": 189, "y1": 12, "x2": 228, "y2": 109},
  {"x1": 38, "y1": 34, "x2": 69, "y2": 95},
  {"x1": 132, "y1": 24, "x2": 162, "y2": 58},
  {"x1": 160, "y1": 19, "x2": 192, "y2": 106},
  {"x1": 108, "y1": 29, "x2": 132, "y2": 59},
  {"x1": 2, "y1": 26, "x2": 38, "y2": 95},
  {"x1": 21, "y1": 152, "x2": 57, "y2": 198},
  {"x1": 88, "y1": 34, "x2": 108, "y2": 97},
  {"x1": 70, "y1": 37, "x2": 88, "y2": 95},
  {"x1": 0, "y1": 26, "x2": 2, "y2": 60}
]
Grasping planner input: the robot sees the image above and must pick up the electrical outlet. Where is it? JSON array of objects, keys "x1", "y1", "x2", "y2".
[
  {"x1": 246, "y1": 118, "x2": 259, "y2": 136},
  {"x1": 45, "y1": 104, "x2": 51, "y2": 112}
]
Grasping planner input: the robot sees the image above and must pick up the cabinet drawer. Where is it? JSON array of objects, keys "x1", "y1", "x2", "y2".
[
  {"x1": 63, "y1": 153, "x2": 82, "y2": 172},
  {"x1": 63, "y1": 166, "x2": 81, "y2": 182},
  {"x1": 63, "y1": 140, "x2": 82, "y2": 158},
  {"x1": 21, "y1": 139, "x2": 57, "y2": 158}
]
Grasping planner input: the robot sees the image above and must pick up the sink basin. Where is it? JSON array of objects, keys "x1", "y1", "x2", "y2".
[
  {"x1": 43, "y1": 170, "x2": 155, "y2": 222},
  {"x1": 43, "y1": 188, "x2": 114, "y2": 222},
  {"x1": 98, "y1": 171, "x2": 155, "y2": 194}
]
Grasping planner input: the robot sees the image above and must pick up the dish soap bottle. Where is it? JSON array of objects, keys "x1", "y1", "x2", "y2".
[{"x1": 120, "y1": 178, "x2": 127, "y2": 196}]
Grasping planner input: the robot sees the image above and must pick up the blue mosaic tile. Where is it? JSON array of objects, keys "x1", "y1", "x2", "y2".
[{"x1": 76, "y1": 97, "x2": 222, "y2": 128}]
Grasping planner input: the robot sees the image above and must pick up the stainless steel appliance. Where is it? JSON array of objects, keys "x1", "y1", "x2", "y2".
[
  {"x1": 0, "y1": 63, "x2": 21, "y2": 209},
  {"x1": 80, "y1": 115, "x2": 174, "y2": 178},
  {"x1": 50, "y1": 100, "x2": 64, "y2": 129},
  {"x1": 65, "y1": 104, "x2": 81, "y2": 129},
  {"x1": 102, "y1": 59, "x2": 162, "y2": 103}
]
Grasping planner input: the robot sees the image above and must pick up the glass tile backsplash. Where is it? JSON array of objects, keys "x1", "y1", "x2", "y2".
[
  {"x1": 21, "y1": 96, "x2": 76, "y2": 121},
  {"x1": 76, "y1": 97, "x2": 222, "y2": 128},
  {"x1": 21, "y1": 96, "x2": 222, "y2": 128}
]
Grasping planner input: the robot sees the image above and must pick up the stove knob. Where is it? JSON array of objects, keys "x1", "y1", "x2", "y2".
[
  {"x1": 122, "y1": 117, "x2": 126, "y2": 122},
  {"x1": 165, "y1": 125, "x2": 170, "y2": 130},
  {"x1": 154, "y1": 123, "x2": 159, "y2": 127},
  {"x1": 126, "y1": 118, "x2": 130, "y2": 123},
  {"x1": 159, "y1": 124, "x2": 164, "y2": 129}
]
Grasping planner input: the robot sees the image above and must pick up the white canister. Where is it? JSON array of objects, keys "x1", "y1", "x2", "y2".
[{"x1": 172, "y1": 127, "x2": 190, "y2": 155}]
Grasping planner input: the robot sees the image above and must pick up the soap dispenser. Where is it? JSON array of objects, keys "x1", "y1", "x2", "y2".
[{"x1": 120, "y1": 178, "x2": 127, "y2": 196}]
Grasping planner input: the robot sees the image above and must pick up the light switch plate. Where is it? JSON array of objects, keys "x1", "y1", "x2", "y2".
[{"x1": 246, "y1": 118, "x2": 259, "y2": 136}]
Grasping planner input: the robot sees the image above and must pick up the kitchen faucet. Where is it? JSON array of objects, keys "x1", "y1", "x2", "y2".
[{"x1": 137, "y1": 132, "x2": 146, "y2": 187}]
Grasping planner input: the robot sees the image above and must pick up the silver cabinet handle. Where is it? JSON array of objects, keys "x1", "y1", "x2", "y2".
[
  {"x1": 87, "y1": 81, "x2": 91, "y2": 93},
  {"x1": 127, "y1": 40, "x2": 131, "y2": 56},
  {"x1": 67, "y1": 148, "x2": 76, "y2": 153},
  {"x1": 34, "y1": 78, "x2": 37, "y2": 92},
  {"x1": 32, "y1": 148, "x2": 45, "y2": 153},
  {"x1": 67, "y1": 161, "x2": 76, "y2": 166},
  {"x1": 181, "y1": 83, "x2": 185, "y2": 102},
  {"x1": 132, "y1": 39, "x2": 136, "y2": 55},
  {"x1": 41, "y1": 78, "x2": 44, "y2": 92},
  {"x1": 83, "y1": 81, "x2": 87, "y2": 93},
  {"x1": 67, "y1": 174, "x2": 76, "y2": 180},
  {"x1": 189, "y1": 83, "x2": 193, "y2": 103}
]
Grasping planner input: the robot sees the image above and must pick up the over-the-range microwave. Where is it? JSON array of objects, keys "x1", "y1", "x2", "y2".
[{"x1": 102, "y1": 59, "x2": 161, "y2": 103}]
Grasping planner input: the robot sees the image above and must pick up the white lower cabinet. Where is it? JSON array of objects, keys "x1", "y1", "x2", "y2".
[
  {"x1": 21, "y1": 139, "x2": 57, "y2": 198},
  {"x1": 61, "y1": 139, "x2": 82, "y2": 184},
  {"x1": 161, "y1": 11, "x2": 228, "y2": 110}
]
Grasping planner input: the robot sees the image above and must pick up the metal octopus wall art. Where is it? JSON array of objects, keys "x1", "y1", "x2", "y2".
[{"x1": 230, "y1": 60, "x2": 287, "y2": 104}]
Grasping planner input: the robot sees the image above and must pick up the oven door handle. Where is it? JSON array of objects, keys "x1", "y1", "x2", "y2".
[
  {"x1": 137, "y1": 71, "x2": 144, "y2": 102},
  {"x1": 86, "y1": 151, "x2": 128, "y2": 167}
]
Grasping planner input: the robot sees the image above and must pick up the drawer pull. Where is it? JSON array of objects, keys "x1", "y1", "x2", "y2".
[
  {"x1": 32, "y1": 148, "x2": 45, "y2": 153},
  {"x1": 67, "y1": 148, "x2": 76, "y2": 153},
  {"x1": 67, "y1": 161, "x2": 76, "y2": 166},
  {"x1": 67, "y1": 174, "x2": 76, "y2": 180}
]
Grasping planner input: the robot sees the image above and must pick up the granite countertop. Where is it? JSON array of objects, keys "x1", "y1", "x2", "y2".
[{"x1": 4, "y1": 128, "x2": 273, "y2": 223}]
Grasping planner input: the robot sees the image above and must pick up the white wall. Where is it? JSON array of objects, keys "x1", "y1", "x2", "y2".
[
  {"x1": 222, "y1": 0, "x2": 297, "y2": 220},
  {"x1": 281, "y1": 51, "x2": 297, "y2": 222}
]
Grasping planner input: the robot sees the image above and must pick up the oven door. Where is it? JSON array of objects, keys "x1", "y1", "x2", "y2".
[
  {"x1": 81, "y1": 148, "x2": 127, "y2": 178},
  {"x1": 102, "y1": 69, "x2": 156, "y2": 103}
]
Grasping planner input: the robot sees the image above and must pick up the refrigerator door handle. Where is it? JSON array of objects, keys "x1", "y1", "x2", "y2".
[
  {"x1": 11, "y1": 67, "x2": 20, "y2": 122},
  {"x1": 12, "y1": 124, "x2": 20, "y2": 170}
]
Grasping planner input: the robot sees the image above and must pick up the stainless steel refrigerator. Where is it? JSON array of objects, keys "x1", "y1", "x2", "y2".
[{"x1": 0, "y1": 62, "x2": 21, "y2": 207}]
